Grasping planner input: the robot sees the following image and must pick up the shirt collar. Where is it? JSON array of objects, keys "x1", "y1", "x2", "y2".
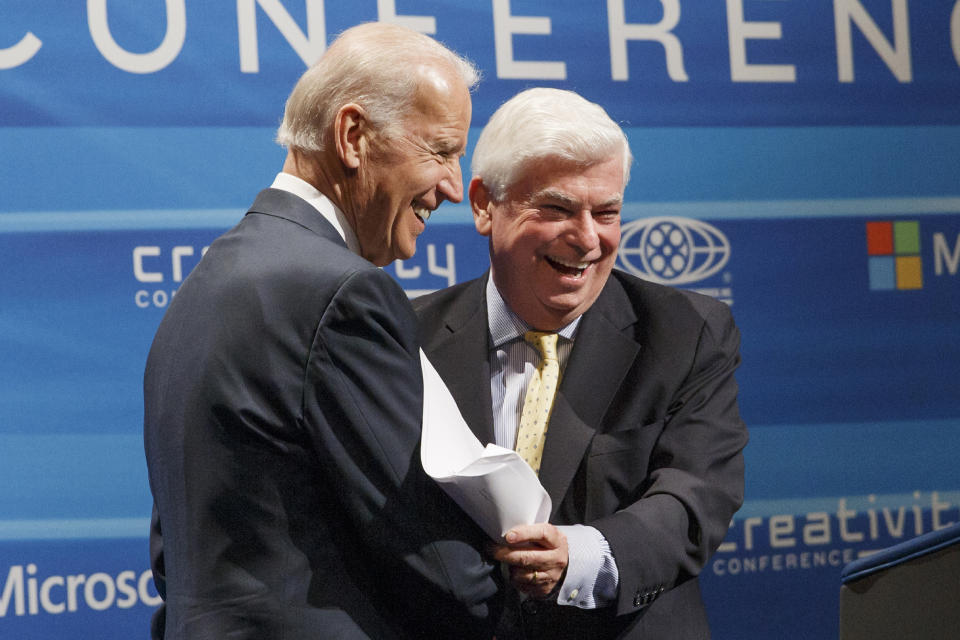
[
  {"x1": 270, "y1": 172, "x2": 361, "y2": 255},
  {"x1": 485, "y1": 275, "x2": 580, "y2": 349}
]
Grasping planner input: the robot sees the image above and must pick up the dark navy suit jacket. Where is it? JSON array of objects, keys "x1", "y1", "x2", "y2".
[
  {"x1": 144, "y1": 188, "x2": 499, "y2": 639},
  {"x1": 413, "y1": 271, "x2": 748, "y2": 639}
]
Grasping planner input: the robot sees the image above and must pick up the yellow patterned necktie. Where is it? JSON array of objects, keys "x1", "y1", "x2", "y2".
[{"x1": 515, "y1": 331, "x2": 560, "y2": 476}]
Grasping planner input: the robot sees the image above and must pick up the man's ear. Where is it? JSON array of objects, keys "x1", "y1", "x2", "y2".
[
  {"x1": 334, "y1": 103, "x2": 368, "y2": 169},
  {"x1": 470, "y1": 177, "x2": 493, "y2": 237}
]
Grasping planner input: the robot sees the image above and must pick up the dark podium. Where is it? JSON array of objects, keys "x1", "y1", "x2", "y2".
[{"x1": 839, "y1": 521, "x2": 960, "y2": 639}]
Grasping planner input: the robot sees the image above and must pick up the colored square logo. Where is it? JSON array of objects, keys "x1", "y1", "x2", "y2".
[
  {"x1": 868, "y1": 256, "x2": 895, "y2": 290},
  {"x1": 866, "y1": 222, "x2": 893, "y2": 255},
  {"x1": 895, "y1": 256, "x2": 923, "y2": 289},
  {"x1": 866, "y1": 220, "x2": 922, "y2": 291},
  {"x1": 894, "y1": 221, "x2": 920, "y2": 255}
]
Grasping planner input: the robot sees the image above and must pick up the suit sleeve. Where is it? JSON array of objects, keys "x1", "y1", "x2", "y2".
[
  {"x1": 148, "y1": 502, "x2": 167, "y2": 640},
  {"x1": 301, "y1": 266, "x2": 500, "y2": 637},
  {"x1": 591, "y1": 298, "x2": 748, "y2": 616}
]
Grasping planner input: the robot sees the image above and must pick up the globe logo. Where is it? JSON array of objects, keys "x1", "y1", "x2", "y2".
[{"x1": 617, "y1": 217, "x2": 730, "y2": 285}]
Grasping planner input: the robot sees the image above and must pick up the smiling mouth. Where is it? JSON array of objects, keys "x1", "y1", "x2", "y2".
[{"x1": 546, "y1": 255, "x2": 590, "y2": 278}]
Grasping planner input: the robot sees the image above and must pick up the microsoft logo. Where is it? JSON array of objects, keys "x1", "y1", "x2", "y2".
[{"x1": 866, "y1": 221, "x2": 922, "y2": 291}]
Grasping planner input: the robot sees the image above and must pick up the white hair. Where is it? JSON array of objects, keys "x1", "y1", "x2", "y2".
[
  {"x1": 276, "y1": 22, "x2": 479, "y2": 153},
  {"x1": 471, "y1": 88, "x2": 632, "y2": 201}
]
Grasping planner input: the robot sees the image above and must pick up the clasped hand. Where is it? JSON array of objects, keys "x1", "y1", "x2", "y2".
[{"x1": 490, "y1": 523, "x2": 569, "y2": 599}]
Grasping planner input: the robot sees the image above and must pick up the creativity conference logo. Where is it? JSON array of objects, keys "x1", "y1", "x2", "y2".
[
  {"x1": 866, "y1": 220, "x2": 922, "y2": 290},
  {"x1": 617, "y1": 217, "x2": 732, "y2": 302},
  {"x1": 712, "y1": 490, "x2": 960, "y2": 579}
]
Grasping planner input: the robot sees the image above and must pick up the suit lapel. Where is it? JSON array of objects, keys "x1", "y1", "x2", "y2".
[
  {"x1": 424, "y1": 274, "x2": 642, "y2": 516},
  {"x1": 539, "y1": 276, "x2": 641, "y2": 514},
  {"x1": 422, "y1": 278, "x2": 496, "y2": 445}
]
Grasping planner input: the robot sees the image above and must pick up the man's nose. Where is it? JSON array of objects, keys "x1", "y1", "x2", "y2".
[
  {"x1": 437, "y1": 160, "x2": 465, "y2": 204},
  {"x1": 568, "y1": 212, "x2": 600, "y2": 251}
]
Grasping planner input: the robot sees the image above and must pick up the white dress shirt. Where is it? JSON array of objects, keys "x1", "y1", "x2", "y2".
[{"x1": 486, "y1": 277, "x2": 619, "y2": 609}]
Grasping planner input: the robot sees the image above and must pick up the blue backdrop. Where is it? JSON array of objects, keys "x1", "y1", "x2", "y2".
[{"x1": 2, "y1": 2, "x2": 959, "y2": 638}]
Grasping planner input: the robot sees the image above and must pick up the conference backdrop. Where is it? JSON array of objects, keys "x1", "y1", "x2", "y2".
[{"x1": 2, "y1": 1, "x2": 959, "y2": 638}]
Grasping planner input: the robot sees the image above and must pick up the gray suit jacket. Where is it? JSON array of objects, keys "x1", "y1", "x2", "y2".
[
  {"x1": 413, "y1": 271, "x2": 748, "y2": 639},
  {"x1": 144, "y1": 189, "x2": 499, "y2": 639}
]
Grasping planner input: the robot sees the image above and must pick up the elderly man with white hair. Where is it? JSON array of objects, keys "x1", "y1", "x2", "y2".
[
  {"x1": 415, "y1": 88, "x2": 749, "y2": 639},
  {"x1": 144, "y1": 23, "x2": 500, "y2": 640}
]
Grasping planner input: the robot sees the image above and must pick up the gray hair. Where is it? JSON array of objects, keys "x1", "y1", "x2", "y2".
[
  {"x1": 471, "y1": 88, "x2": 632, "y2": 201},
  {"x1": 276, "y1": 22, "x2": 480, "y2": 153}
]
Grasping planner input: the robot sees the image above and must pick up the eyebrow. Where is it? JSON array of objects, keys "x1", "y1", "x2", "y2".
[
  {"x1": 433, "y1": 138, "x2": 465, "y2": 155},
  {"x1": 531, "y1": 188, "x2": 623, "y2": 209}
]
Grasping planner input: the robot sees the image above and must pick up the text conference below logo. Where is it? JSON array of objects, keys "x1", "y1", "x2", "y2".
[{"x1": 618, "y1": 217, "x2": 730, "y2": 286}]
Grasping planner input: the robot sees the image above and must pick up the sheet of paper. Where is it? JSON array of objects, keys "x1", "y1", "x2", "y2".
[{"x1": 419, "y1": 350, "x2": 551, "y2": 540}]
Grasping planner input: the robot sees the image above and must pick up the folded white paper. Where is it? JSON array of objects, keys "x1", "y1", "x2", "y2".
[{"x1": 420, "y1": 350, "x2": 552, "y2": 540}]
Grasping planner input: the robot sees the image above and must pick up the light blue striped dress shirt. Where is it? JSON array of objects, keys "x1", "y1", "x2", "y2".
[{"x1": 485, "y1": 277, "x2": 619, "y2": 609}]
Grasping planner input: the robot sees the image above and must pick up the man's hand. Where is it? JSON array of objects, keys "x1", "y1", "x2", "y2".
[{"x1": 491, "y1": 523, "x2": 569, "y2": 599}]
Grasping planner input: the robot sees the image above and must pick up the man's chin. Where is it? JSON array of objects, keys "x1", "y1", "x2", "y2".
[
  {"x1": 392, "y1": 244, "x2": 417, "y2": 265},
  {"x1": 542, "y1": 291, "x2": 599, "y2": 322}
]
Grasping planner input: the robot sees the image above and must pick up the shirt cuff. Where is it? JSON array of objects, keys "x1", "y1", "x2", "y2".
[{"x1": 555, "y1": 524, "x2": 619, "y2": 609}]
